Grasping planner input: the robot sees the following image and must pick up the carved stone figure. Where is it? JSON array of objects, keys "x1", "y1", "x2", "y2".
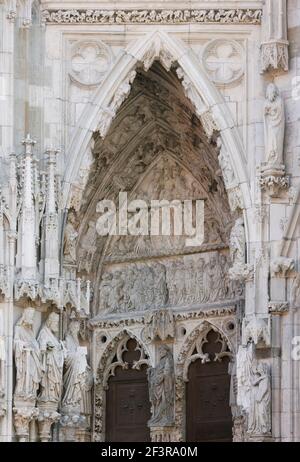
[
  {"x1": 237, "y1": 345, "x2": 271, "y2": 436},
  {"x1": 230, "y1": 218, "x2": 246, "y2": 267},
  {"x1": 264, "y1": 83, "x2": 285, "y2": 166},
  {"x1": 248, "y1": 362, "x2": 271, "y2": 436},
  {"x1": 62, "y1": 319, "x2": 92, "y2": 415},
  {"x1": 148, "y1": 345, "x2": 175, "y2": 427},
  {"x1": 14, "y1": 308, "x2": 42, "y2": 402},
  {"x1": 37, "y1": 312, "x2": 64, "y2": 404},
  {"x1": 63, "y1": 211, "x2": 78, "y2": 264}
]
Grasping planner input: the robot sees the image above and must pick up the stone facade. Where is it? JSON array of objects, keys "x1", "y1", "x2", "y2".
[{"x1": 0, "y1": 0, "x2": 300, "y2": 442}]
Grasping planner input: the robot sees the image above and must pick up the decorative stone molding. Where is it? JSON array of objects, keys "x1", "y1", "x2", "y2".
[
  {"x1": 41, "y1": 9, "x2": 262, "y2": 25},
  {"x1": 70, "y1": 40, "x2": 113, "y2": 88},
  {"x1": 270, "y1": 257, "x2": 294, "y2": 277},
  {"x1": 202, "y1": 40, "x2": 245, "y2": 87},
  {"x1": 141, "y1": 36, "x2": 175, "y2": 72},
  {"x1": 259, "y1": 164, "x2": 289, "y2": 198},
  {"x1": 291, "y1": 273, "x2": 300, "y2": 308},
  {"x1": 268, "y1": 301, "x2": 289, "y2": 315},
  {"x1": 97, "y1": 71, "x2": 136, "y2": 138},
  {"x1": 242, "y1": 316, "x2": 271, "y2": 348},
  {"x1": 13, "y1": 406, "x2": 39, "y2": 442}
]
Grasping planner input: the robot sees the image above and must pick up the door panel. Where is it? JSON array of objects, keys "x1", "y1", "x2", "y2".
[{"x1": 186, "y1": 330, "x2": 232, "y2": 442}]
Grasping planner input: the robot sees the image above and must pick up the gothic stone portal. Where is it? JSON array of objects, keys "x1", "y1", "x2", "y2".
[{"x1": 81, "y1": 63, "x2": 241, "y2": 442}]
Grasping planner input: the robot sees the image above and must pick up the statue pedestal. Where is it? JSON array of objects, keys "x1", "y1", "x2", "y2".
[
  {"x1": 37, "y1": 402, "x2": 60, "y2": 442},
  {"x1": 13, "y1": 400, "x2": 38, "y2": 442},
  {"x1": 246, "y1": 433, "x2": 274, "y2": 443},
  {"x1": 259, "y1": 163, "x2": 289, "y2": 198},
  {"x1": 150, "y1": 426, "x2": 176, "y2": 442}
]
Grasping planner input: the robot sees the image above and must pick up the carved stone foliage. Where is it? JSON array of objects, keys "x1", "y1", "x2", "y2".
[
  {"x1": 70, "y1": 40, "x2": 112, "y2": 87},
  {"x1": 270, "y1": 257, "x2": 294, "y2": 277},
  {"x1": 237, "y1": 345, "x2": 271, "y2": 437},
  {"x1": 42, "y1": 9, "x2": 262, "y2": 25},
  {"x1": 13, "y1": 406, "x2": 39, "y2": 442},
  {"x1": 148, "y1": 345, "x2": 175, "y2": 427},
  {"x1": 202, "y1": 40, "x2": 244, "y2": 86},
  {"x1": 99, "y1": 252, "x2": 240, "y2": 315},
  {"x1": 94, "y1": 331, "x2": 150, "y2": 442}
]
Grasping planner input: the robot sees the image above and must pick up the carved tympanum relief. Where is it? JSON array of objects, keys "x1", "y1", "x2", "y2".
[
  {"x1": 70, "y1": 40, "x2": 112, "y2": 87},
  {"x1": 99, "y1": 252, "x2": 240, "y2": 315},
  {"x1": 202, "y1": 40, "x2": 244, "y2": 86}
]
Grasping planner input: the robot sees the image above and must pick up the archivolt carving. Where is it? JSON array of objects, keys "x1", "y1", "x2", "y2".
[{"x1": 94, "y1": 330, "x2": 150, "y2": 441}]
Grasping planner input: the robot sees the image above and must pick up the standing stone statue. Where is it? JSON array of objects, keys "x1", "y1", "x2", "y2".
[
  {"x1": 264, "y1": 83, "x2": 285, "y2": 166},
  {"x1": 62, "y1": 319, "x2": 91, "y2": 413},
  {"x1": 147, "y1": 345, "x2": 175, "y2": 427},
  {"x1": 37, "y1": 312, "x2": 64, "y2": 404},
  {"x1": 63, "y1": 211, "x2": 78, "y2": 264},
  {"x1": 14, "y1": 307, "x2": 42, "y2": 401},
  {"x1": 248, "y1": 362, "x2": 271, "y2": 436},
  {"x1": 230, "y1": 218, "x2": 246, "y2": 267}
]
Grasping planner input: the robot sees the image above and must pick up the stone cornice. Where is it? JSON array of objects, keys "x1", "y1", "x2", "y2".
[{"x1": 41, "y1": 8, "x2": 262, "y2": 25}]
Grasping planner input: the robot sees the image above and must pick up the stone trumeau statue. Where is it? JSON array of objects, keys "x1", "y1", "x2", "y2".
[
  {"x1": 37, "y1": 312, "x2": 65, "y2": 405},
  {"x1": 147, "y1": 345, "x2": 175, "y2": 427},
  {"x1": 14, "y1": 307, "x2": 42, "y2": 401},
  {"x1": 264, "y1": 83, "x2": 285, "y2": 166}
]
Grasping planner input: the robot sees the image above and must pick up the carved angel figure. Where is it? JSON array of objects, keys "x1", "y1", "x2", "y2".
[
  {"x1": 264, "y1": 83, "x2": 285, "y2": 166},
  {"x1": 37, "y1": 312, "x2": 64, "y2": 404},
  {"x1": 147, "y1": 345, "x2": 175, "y2": 427},
  {"x1": 14, "y1": 308, "x2": 42, "y2": 401},
  {"x1": 63, "y1": 211, "x2": 78, "y2": 263}
]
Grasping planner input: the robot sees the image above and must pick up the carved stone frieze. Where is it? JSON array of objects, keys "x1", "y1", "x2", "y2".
[
  {"x1": 42, "y1": 9, "x2": 262, "y2": 25},
  {"x1": 99, "y1": 253, "x2": 240, "y2": 315},
  {"x1": 13, "y1": 406, "x2": 39, "y2": 442}
]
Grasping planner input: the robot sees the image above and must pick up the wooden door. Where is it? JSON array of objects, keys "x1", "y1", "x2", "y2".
[
  {"x1": 186, "y1": 330, "x2": 232, "y2": 442},
  {"x1": 106, "y1": 339, "x2": 151, "y2": 442}
]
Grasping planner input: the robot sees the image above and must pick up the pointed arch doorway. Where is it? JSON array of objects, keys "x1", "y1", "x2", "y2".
[
  {"x1": 105, "y1": 338, "x2": 151, "y2": 442},
  {"x1": 186, "y1": 329, "x2": 233, "y2": 442}
]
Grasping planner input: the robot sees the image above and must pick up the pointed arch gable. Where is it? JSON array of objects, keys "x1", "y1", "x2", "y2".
[{"x1": 62, "y1": 30, "x2": 252, "y2": 241}]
